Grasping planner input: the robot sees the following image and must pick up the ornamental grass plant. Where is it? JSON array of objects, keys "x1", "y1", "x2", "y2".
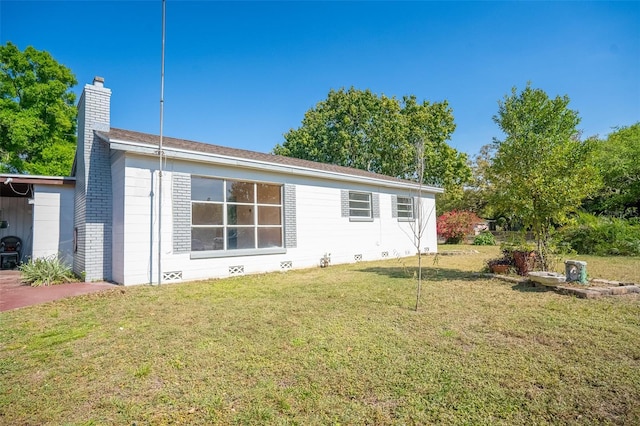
[{"x1": 18, "y1": 255, "x2": 77, "y2": 287}]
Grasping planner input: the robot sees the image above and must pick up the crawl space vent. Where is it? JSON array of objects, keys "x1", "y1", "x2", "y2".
[
  {"x1": 280, "y1": 261, "x2": 293, "y2": 271},
  {"x1": 229, "y1": 265, "x2": 245, "y2": 276},
  {"x1": 163, "y1": 271, "x2": 182, "y2": 281}
]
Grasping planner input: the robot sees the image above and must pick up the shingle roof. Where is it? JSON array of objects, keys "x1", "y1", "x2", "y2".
[{"x1": 101, "y1": 127, "x2": 427, "y2": 187}]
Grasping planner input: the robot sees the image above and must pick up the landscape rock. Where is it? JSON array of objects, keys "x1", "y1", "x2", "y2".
[
  {"x1": 610, "y1": 285, "x2": 640, "y2": 295},
  {"x1": 556, "y1": 286, "x2": 603, "y2": 299},
  {"x1": 528, "y1": 271, "x2": 566, "y2": 287},
  {"x1": 588, "y1": 287, "x2": 612, "y2": 296}
]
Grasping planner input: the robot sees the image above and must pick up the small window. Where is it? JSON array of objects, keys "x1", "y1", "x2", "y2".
[
  {"x1": 349, "y1": 191, "x2": 372, "y2": 218},
  {"x1": 397, "y1": 196, "x2": 414, "y2": 219}
]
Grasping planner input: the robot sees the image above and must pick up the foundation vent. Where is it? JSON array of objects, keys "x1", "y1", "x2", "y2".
[
  {"x1": 162, "y1": 271, "x2": 182, "y2": 281},
  {"x1": 229, "y1": 265, "x2": 245, "y2": 276},
  {"x1": 280, "y1": 261, "x2": 293, "y2": 271}
]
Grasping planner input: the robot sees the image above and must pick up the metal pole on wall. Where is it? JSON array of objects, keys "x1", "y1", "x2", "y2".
[{"x1": 157, "y1": 0, "x2": 166, "y2": 285}]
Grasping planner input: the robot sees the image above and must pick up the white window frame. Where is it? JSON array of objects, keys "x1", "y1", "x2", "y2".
[
  {"x1": 190, "y1": 176, "x2": 285, "y2": 258},
  {"x1": 397, "y1": 196, "x2": 414, "y2": 221},
  {"x1": 348, "y1": 191, "x2": 373, "y2": 221}
]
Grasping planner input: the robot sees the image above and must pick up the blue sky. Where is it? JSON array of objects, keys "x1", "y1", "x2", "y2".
[{"x1": 1, "y1": 1, "x2": 639, "y2": 158}]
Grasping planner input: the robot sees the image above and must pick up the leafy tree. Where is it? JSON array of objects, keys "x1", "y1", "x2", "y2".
[
  {"x1": 583, "y1": 123, "x2": 640, "y2": 217},
  {"x1": 401, "y1": 95, "x2": 469, "y2": 188},
  {"x1": 436, "y1": 143, "x2": 495, "y2": 216},
  {"x1": 274, "y1": 87, "x2": 470, "y2": 189},
  {"x1": 488, "y1": 84, "x2": 601, "y2": 269},
  {"x1": 0, "y1": 42, "x2": 77, "y2": 175}
]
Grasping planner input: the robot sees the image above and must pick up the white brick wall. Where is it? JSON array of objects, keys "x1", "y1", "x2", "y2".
[{"x1": 115, "y1": 155, "x2": 438, "y2": 285}]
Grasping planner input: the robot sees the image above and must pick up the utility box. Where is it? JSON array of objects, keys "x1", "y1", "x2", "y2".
[{"x1": 565, "y1": 260, "x2": 588, "y2": 284}]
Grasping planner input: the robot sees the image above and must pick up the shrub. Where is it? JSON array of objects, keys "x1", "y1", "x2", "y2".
[
  {"x1": 19, "y1": 255, "x2": 77, "y2": 287},
  {"x1": 557, "y1": 213, "x2": 640, "y2": 256},
  {"x1": 473, "y1": 231, "x2": 496, "y2": 246},
  {"x1": 437, "y1": 210, "x2": 482, "y2": 244},
  {"x1": 495, "y1": 241, "x2": 545, "y2": 275}
]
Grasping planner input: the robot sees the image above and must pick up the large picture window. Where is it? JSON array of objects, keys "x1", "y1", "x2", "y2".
[
  {"x1": 397, "y1": 196, "x2": 414, "y2": 220},
  {"x1": 348, "y1": 191, "x2": 372, "y2": 218},
  {"x1": 191, "y1": 177, "x2": 283, "y2": 252}
]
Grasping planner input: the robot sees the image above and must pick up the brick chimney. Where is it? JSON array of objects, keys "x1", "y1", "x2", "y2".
[{"x1": 73, "y1": 77, "x2": 112, "y2": 281}]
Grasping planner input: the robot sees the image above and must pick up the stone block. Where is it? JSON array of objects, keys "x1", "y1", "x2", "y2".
[
  {"x1": 581, "y1": 290, "x2": 603, "y2": 299},
  {"x1": 589, "y1": 287, "x2": 612, "y2": 296},
  {"x1": 557, "y1": 286, "x2": 602, "y2": 299},
  {"x1": 616, "y1": 285, "x2": 640, "y2": 294},
  {"x1": 610, "y1": 286, "x2": 630, "y2": 295}
]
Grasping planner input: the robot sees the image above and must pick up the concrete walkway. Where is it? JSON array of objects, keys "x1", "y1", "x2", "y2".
[{"x1": 0, "y1": 270, "x2": 118, "y2": 312}]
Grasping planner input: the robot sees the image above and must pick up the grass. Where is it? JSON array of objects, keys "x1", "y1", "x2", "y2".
[{"x1": 1, "y1": 246, "x2": 639, "y2": 424}]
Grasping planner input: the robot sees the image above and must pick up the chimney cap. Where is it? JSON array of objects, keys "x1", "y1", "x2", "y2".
[{"x1": 93, "y1": 76, "x2": 105, "y2": 87}]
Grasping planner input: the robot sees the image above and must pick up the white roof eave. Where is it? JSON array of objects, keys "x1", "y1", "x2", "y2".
[{"x1": 106, "y1": 137, "x2": 444, "y2": 194}]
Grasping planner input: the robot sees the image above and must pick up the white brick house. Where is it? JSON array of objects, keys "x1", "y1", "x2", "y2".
[{"x1": 5, "y1": 77, "x2": 443, "y2": 285}]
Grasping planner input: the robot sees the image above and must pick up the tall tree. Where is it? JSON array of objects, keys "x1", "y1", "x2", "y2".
[
  {"x1": 583, "y1": 123, "x2": 640, "y2": 217},
  {"x1": 436, "y1": 143, "x2": 495, "y2": 216},
  {"x1": 488, "y1": 84, "x2": 601, "y2": 269},
  {"x1": 274, "y1": 87, "x2": 470, "y2": 189},
  {"x1": 0, "y1": 42, "x2": 77, "y2": 175},
  {"x1": 401, "y1": 95, "x2": 469, "y2": 188}
]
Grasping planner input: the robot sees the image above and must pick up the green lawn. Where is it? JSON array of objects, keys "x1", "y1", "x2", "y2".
[{"x1": 1, "y1": 246, "x2": 639, "y2": 425}]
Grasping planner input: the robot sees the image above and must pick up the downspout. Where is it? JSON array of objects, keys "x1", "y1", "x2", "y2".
[{"x1": 157, "y1": 0, "x2": 166, "y2": 285}]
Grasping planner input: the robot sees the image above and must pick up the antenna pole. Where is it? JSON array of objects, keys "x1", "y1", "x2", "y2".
[{"x1": 157, "y1": 0, "x2": 166, "y2": 286}]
